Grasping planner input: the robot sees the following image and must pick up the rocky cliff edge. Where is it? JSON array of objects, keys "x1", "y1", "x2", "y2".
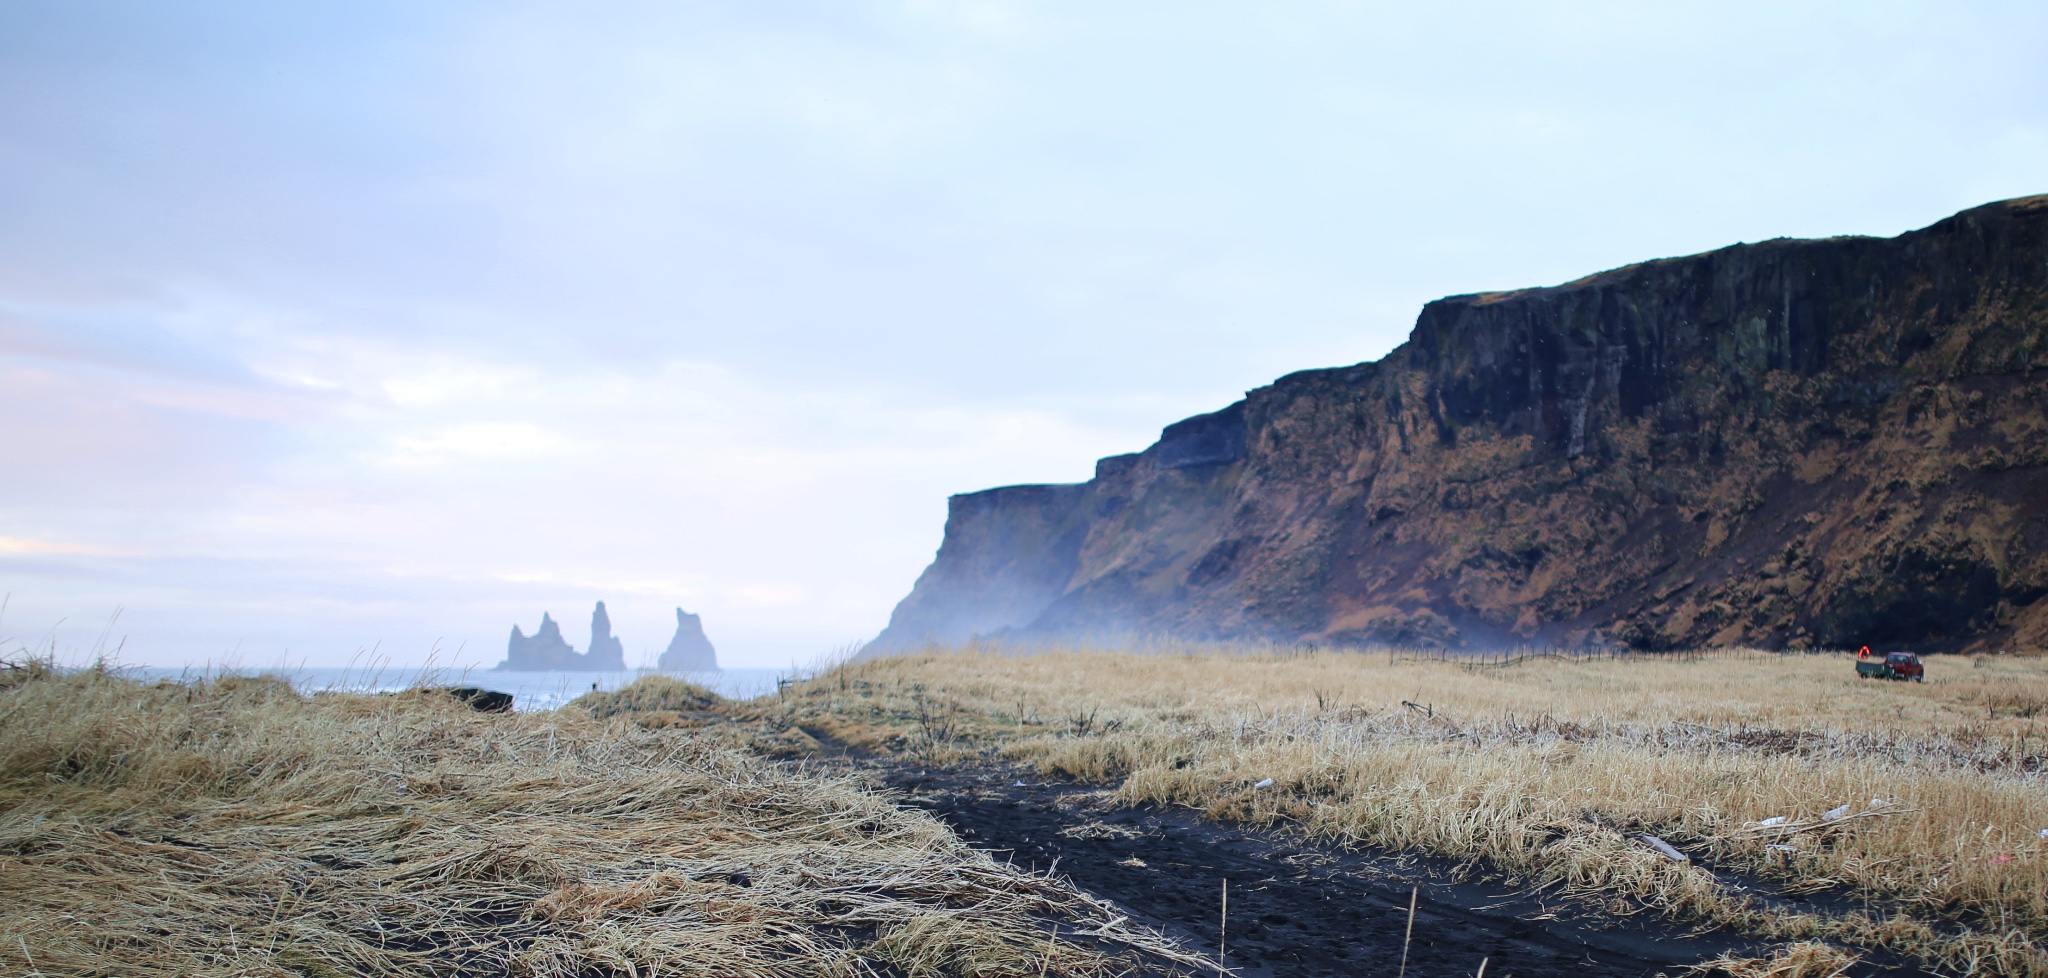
[{"x1": 871, "y1": 195, "x2": 2048, "y2": 654}]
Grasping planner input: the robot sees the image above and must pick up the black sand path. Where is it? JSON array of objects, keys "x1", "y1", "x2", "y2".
[{"x1": 864, "y1": 760, "x2": 1930, "y2": 978}]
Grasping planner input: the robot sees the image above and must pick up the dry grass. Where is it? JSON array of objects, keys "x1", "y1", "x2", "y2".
[
  {"x1": 1687, "y1": 942, "x2": 1861, "y2": 978},
  {"x1": 781, "y1": 645, "x2": 2048, "y2": 976},
  {"x1": 0, "y1": 659, "x2": 1212, "y2": 977},
  {"x1": 573, "y1": 675, "x2": 722, "y2": 717}
]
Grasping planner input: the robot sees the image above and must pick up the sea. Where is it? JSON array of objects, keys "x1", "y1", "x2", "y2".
[{"x1": 126, "y1": 665, "x2": 793, "y2": 711}]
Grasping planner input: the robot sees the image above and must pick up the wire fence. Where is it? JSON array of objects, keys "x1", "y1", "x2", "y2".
[{"x1": 1391, "y1": 645, "x2": 1766, "y2": 670}]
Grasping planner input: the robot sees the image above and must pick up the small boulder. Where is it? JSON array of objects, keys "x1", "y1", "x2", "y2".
[{"x1": 441, "y1": 686, "x2": 514, "y2": 713}]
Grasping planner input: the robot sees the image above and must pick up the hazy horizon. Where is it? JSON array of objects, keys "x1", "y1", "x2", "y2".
[{"x1": 4, "y1": 2, "x2": 2044, "y2": 668}]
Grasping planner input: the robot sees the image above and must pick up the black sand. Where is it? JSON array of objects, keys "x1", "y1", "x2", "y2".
[{"x1": 867, "y1": 760, "x2": 1932, "y2": 978}]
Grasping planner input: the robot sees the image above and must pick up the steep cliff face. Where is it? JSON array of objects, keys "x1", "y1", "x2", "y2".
[{"x1": 872, "y1": 196, "x2": 2048, "y2": 654}]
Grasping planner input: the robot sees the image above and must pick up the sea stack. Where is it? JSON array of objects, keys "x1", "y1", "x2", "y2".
[
  {"x1": 499, "y1": 613, "x2": 582, "y2": 670},
  {"x1": 585, "y1": 601, "x2": 627, "y2": 671},
  {"x1": 657, "y1": 608, "x2": 719, "y2": 672},
  {"x1": 497, "y1": 601, "x2": 629, "y2": 671}
]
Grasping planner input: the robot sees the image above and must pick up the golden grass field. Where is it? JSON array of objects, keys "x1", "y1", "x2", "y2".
[
  {"x1": 0, "y1": 661, "x2": 1208, "y2": 978},
  {"x1": 9, "y1": 647, "x2": 2045, "y2": 977},
  {"x1": 779, "y1": 646, "x2": 2048, "y2": 977}
]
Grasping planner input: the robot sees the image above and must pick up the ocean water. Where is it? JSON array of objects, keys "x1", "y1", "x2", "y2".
[{"x1": 128, "y1": 665, "x2": 793, "y2": 711}]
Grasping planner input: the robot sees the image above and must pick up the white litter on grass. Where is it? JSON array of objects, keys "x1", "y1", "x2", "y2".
[
  {"x1": 1766, "y1": 844, "x2": 1798, "y2": 853},
  {"x1": 1823, "y1": 804, "x2": 1852, "y2": 820},
  {"x1": 1870, "y1": 798, "x2": 1890, "y2": 807},
  {"x1": 1252, "y1": 778, "x2": 1275, "y2": 789},
  {"x1": 1757, "y1": 816, "x2": 1788, "y2": 827},
  {"x1": 1640, "y1": 834, "x2": 1689, "y2": 863},
  {"x1": 2039, "y1": 828, "x2": 2048, "y2": 840},
  {"x1": 1014, "y1": 780, "x2": 1028, "y2": 787}
]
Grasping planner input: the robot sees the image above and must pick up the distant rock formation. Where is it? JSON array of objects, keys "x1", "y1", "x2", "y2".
[
  {"x1": 497, "y1": 602, "x2": 628, "y2": 671},
  {"x1": 499, "y1": 612, "x2": 581, "y2": 670},
  {"x1": 870, "y1": 195, "x2": 2048, "y2": 655},
  {"x1": 657, "y1": 608, "x2": 720, "y2": 672},
  {"x1": 586, "y1": 601, "x2": 627, "y2": 671}
]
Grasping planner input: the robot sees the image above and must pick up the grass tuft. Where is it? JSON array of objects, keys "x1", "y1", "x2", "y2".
[
  {"x1": 569, "y1": 674, "x2": 723, "y2": 717},
  {"x1": 1687, "y1": 942, "x2": 1860, "y2": 978}
]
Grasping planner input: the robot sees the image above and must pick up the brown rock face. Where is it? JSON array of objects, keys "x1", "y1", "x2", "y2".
[{"x1": 873, "y1": 196, "x2": 2048, "y2": 654}]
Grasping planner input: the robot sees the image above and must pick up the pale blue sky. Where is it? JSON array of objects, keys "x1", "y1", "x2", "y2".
[{"x1": 2, "y1": 1, "x2": 2043, "y2": 667}]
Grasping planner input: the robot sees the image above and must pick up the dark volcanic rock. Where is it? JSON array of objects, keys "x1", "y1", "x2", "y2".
[
  {"x1": 441, "y1": 686, "x2": 514, "y2": 712},
  {"x1": 656, "y1": 608, "x2": 720, "y2": 672},
  {"x1": 872, "y1": 195, "x2": 2048, "y2": 654}
]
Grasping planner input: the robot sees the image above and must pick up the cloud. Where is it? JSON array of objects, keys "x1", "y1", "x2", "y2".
[
  {"x1": 0, "y1": 297, "x2": 1165, "y2": 666},
  {"x1": 0, "y1": 537, "x2": 127, "y2": 557},
  {"x1": 385, "y1": 423, "x2": 564, "y2": 465},
  {"x1": 0, "y1": 0, "x2": 2042, "y2": 667}
]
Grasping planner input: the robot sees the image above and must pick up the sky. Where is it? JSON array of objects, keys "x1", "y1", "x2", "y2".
[{"x1": 2, "y1": 1, "x2": 2044, "y2": 669}]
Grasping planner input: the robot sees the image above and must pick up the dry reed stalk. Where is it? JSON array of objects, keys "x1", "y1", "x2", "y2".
[
  {"x1": 781, "y1": 645, "x2": 2048, "y2": 975},
  {"x1": 1685, "y1": 941, "x2": 1861, "y2": 978},
  {"x1": 1216, "y1": 878, "x2": 1225, "y2": 965},
  {"x1": 1398, "y1": 886, "x2": 1417, "y2": 978},
  {"x1": 0, "y1": 661, "x2": 1213, "y2": 977}
]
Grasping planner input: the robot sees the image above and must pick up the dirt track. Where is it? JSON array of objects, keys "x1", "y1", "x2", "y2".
[{"x1": 868, "y1": 760, "x2": 1932, "y2": 978}]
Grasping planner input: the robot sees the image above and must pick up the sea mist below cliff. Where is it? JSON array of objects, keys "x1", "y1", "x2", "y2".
[
  {"x1": 131, "y1": 666, "x2": 789, "y2": 710},
  {"x1": 872, "y1": 195, "x2": 2048, "y2": 654}
]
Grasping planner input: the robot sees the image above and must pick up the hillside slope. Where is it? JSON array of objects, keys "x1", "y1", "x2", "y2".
[{"x1": 875, "y1": 196, "x2": 2048, "y2": 653}]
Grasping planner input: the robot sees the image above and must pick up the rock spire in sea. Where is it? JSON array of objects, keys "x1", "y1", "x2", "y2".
[
  {"x1": 585, "y1": 601, "x2": 626, "y2": 671},
  {"x1": 500, "y1": 612, "x2": 579, "y2": 670},
  {"x1": 657, "y1": 608, "x2": 719, "y2": 672},
  {"x1": 498, "y1": 601, "x2": 627, "y2": 671}
]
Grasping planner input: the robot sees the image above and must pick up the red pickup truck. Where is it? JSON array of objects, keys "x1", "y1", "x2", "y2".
[{"x1": 1855, "y1": 647, "x2": 1925, "y2": 682}]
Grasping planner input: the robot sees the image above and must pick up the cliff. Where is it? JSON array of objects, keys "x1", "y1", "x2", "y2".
[
  {"x1": 871, "y1": 195, "x2": 2048, "y2": 654},
  {"x1": 657, "y1": 608, "x2": 720, "y2": 672}
]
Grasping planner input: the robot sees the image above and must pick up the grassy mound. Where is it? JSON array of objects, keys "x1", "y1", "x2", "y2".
[
  {"x1": 570, "y1": 675, "x2": 722, "y2": 717},
  {"x1": 0, "y1": 661, "x2": 1208, "y2": 977}
]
